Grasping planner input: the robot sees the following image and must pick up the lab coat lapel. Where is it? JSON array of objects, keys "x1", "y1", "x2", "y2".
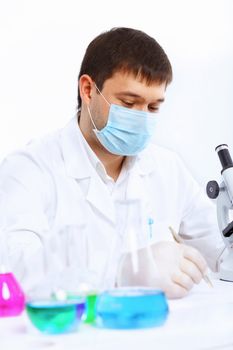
[
  {"x1": 125, "y1": 155, "x2": 156, "y2": 243},
  {"x1": 126, "y1": 146, "x2": 156, "y2": 201},
  {"x1": 85, "y1": 176, "x2": 116, "y2": 225},
  {"x1": 60, "y1": 118, "x2": 116, "y2": 225},
  {"x1": 126, "y1": 163, "x2": 146, "y2": 201}
]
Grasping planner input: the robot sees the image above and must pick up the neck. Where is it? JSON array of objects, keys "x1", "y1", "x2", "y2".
[
  {"x1": 78, "y1": 114, "x2": 125, "y2": 181},
  {"x1": 103, "y1": 155, "x2": 125, "y2": 181}
]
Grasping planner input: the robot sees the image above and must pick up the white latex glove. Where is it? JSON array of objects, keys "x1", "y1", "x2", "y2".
[
  {"x1": 117, "y1": 241, "x2": 208, "y2": 299},
  {"x1": 152, "y1": 241, "x2": 208, "y2": 298}
]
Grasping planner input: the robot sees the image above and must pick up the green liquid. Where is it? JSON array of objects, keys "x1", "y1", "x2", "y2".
[
  {"x1": 26, "y1": 301, "x2": 79, "y2": 334},
  {"x1": 84, "y1": 294, "x2": 98, "y2": 324}
]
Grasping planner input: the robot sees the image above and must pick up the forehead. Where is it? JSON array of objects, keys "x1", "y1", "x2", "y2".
[{"x1": 102, "y1": 71, "x2": 166, "y2": 100}]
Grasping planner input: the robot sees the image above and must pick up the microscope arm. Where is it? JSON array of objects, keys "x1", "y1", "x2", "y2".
[{"x1": 217, "y1": 183, "x2": 233, "y2": 246}]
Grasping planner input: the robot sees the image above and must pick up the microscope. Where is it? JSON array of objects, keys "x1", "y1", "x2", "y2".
[{"x1": 207, "y1": 144, "x2": 233, "y2": 281}]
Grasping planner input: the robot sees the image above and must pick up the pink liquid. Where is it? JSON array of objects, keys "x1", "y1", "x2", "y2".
[{"x1": 0, "y1": 272, "x2": 25, "y2": 317}]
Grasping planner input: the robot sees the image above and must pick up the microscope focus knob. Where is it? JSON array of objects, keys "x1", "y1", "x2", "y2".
[{"x1": 206, "y1": 180, "x2": 220, "y2": 199}]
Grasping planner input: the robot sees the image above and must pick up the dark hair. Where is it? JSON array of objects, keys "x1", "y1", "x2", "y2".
[{"x1": 77, "y1": 27, "x2": 172, "y2": 109}]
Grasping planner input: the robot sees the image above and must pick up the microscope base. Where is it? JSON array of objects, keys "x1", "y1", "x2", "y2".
[{"x1": 219, "y1": 252, "x2": 233, "y2": 282}]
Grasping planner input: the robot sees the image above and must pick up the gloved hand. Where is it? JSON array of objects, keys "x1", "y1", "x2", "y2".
[
  {"x1": 151, "y1": 241, "x2": 208, "y2": 298},
  {"x1": 117, "y1": 241, "x2": 208, "y2": 299}
]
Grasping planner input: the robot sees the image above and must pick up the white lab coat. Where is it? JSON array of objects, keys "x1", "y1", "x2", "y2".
[{"x1": 0, "y1": 117, "x2": 224, "y2": 292}]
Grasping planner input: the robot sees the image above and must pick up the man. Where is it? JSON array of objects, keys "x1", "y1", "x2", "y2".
[{"x1": 0, "y1": 27, "x2": 224, "y2": 298}]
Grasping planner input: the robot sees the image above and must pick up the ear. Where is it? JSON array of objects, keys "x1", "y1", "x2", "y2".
[{"x1": 79, "y1": 74, "x2": 94, "y2": 106}]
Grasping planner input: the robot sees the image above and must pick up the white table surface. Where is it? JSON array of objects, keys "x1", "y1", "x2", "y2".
[{"x1": 1, "y1": 278, "x2": 233, "y2": 350}]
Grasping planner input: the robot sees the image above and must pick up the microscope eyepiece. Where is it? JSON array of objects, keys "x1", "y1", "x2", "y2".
[{"x1": 215, "y1": 144, "x2": 233, "y2": 173}]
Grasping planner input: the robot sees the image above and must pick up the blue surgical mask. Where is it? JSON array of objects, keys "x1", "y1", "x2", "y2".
[{"x1": 87, "y1": 85, "x2": 157, "y2": 156}]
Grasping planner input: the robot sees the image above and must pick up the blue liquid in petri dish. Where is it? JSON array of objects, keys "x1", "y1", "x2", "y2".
[
  {"x1": 26, "y1": 298, "x2": 85, "y2": 334},
  {"x1": 96, "y1": 287, "x2": 169, "y2": 329}
]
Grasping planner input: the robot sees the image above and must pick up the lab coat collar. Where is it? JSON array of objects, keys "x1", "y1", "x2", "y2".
[
  {"x1": 60, "y1": 118, "x2": 156, "y2": 224},
  {"x1": 61, "y1": 117, "x2": 96, "y2": 179},
  {"x1": 61, "y1": 118, "x2": 116, "y2": 224},
  {"x1": 135, "y1": 145, "x2": 157, "y2": 176},
  {"x1": 61, "y1": 117, "x2": 157, "y2": 179}
]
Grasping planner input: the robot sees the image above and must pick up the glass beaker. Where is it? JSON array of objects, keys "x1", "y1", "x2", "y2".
[
  {"x1": 96, "y1": 287, "x2": 168, "y2": 329},
  {"x1": 25, "y1": 226, "x2": 86, "y2": 334},
  {"x1": 96, "y1": 199, "x2": 169, "y2": 329},
  {"x1": 115, "y1": 199, "x2": 160, "y2": 287},
  {"x1": 26, "y1": 298, "x2": 85, "y2": 334},
  {"x1": 25, "y1": 222, "x2": 115, "y2": 332},
  {"x1": 0, "y1": 230, "x2": 25, "y2": 317},
  {"x1": 52, "y1": 224, "x2": 100, "y2": 324}
]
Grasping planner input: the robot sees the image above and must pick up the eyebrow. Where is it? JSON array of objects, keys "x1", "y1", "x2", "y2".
[{"x1": 115, "y1": 91, "x2": 165, "y2": 103}]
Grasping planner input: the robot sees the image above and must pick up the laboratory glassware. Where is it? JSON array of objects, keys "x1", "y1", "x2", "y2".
[
  {"x1": 0, "y1": 231, "x2": 25, "y2": 317},
  {"x1": 25, "y1": 226, "x2": 86, "y2": 334},
  {"x1": 54, "y1": 225, "x2": 100, "y2": 324},
  {"x1": 96, "y1": 199, "x2": 169, "y2": 329}
]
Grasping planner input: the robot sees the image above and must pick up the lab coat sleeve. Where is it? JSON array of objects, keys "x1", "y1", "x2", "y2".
[
  {"x1": 0, "y1": 150, "x2": 54, "y2": 291},
  {"x1": 176, "y1": 156, "x2": 225, "y2": 272}
]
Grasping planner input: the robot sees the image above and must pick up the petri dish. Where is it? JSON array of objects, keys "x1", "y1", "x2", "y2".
[
  {"x1": 26, "y1": 298, "x2": 85, "y2": 334},
  {"x1": 96, "y1": 287, "x2": 169, "y2": 329}
]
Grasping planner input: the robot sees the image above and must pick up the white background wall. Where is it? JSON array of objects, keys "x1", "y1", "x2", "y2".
[{"x1": 0, "y1": 0, "x2": 233, "y2": 187}]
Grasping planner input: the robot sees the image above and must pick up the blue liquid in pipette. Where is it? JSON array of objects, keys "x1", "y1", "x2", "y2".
[{"x1": 96, "y1": 288, "x2": 169, "y2": 329}]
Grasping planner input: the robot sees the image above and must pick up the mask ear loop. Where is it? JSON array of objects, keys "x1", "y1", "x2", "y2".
[
  {"x1": 86, "y1": 83, "x2": 111, "y2": 131},
  {"x1": 94, "y1": 84, "x2": 111, "y2": 106},
  {"x1": 87, "y1": 105, "x2": 98, "y2": 131}
]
